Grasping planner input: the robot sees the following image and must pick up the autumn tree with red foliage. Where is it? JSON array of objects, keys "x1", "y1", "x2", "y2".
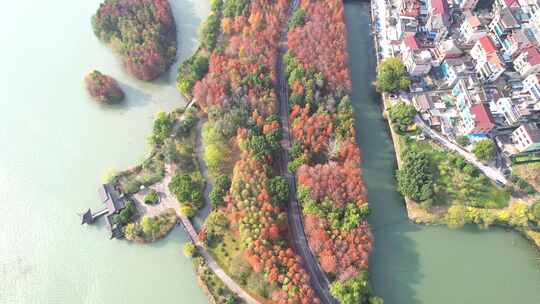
[
  {"x1": 92, "y1": 0, "x2": 177, "y2": 81},
  {"x1": 288, "y1": 0, "x2": 352, "y2": 92},
  {"x1": 182, "y1": 1, "x2": 321, "y2": 303},
  {"x1": 85, "y1": 70, "x2": 125, "y2": 103},
  {"x1": 193, "y1": 0, "x2": 288, "y2": 116},
  {"x1": 287, "y1": 0, "x2": 376, "y2": 291}
]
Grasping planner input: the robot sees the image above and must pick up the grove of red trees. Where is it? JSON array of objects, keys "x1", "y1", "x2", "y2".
[
  {"x1": 287, "y1": 0, "x2": 374, "y2": 285},
  {"x1": 92, "y1": 0, "x2": 177, "y2": 81},
  {"x1": 288, "y1": 0, "x2": 352, "y2": 92},
  {"x1": 186, "y1": 1, "x2": 320, "y2": 303},
  {"x1": 193, "y1": 0, "x2": 289, "y2": 116},
  {"x1": 84, "y1": 70, "x2": 125, "y2": 103}
]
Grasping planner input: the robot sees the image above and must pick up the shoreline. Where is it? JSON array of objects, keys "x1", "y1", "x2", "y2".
[{"x1": 367, "y1": 0, "x2": 540, "y2": 251}]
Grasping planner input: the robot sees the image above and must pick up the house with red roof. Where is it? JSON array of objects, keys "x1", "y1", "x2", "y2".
[
  {"x1": 401, "y1": 34, "x2": 433, "y2": 76},
  {"x1": 426, "y1": 0, "x2": 451, "y2": 41},
  {"x1": 467, "y1": 103, "x2": 497, "y2": 135},
  {"x1": 471, "y1": 36, "x2": 507, "y2": 82},
  {"x1": 514, "y1": 46, "x2": 540, "y2": 76}
]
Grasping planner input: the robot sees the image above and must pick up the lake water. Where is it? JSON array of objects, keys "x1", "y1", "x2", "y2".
[
  {"x1": 1, "y1": 1, "x2": 539, "y2": 304},
  {"x1": 345, "y1": 3, "x2": 540, "y2": 304},
  {"x1": 0, "y1": 1, "x2": 210, "y2": 303}
]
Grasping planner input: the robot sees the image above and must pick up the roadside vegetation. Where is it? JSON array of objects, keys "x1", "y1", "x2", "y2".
[
  {"x1": 186, "y1": 245, "x2": 240, "y2": 304},
  {"x1": 286, "y1": 1, "x2": 381, "y2": 302},
  {"x1": 178, "y1": 1, "x2": 320, "y2": 302},
  {"x1": 92, "y1": 0, "x2": 177, "y2": 81}
]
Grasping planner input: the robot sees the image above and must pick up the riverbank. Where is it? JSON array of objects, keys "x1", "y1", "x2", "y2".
[{"x1": 368, "y1": 1, "x2": 540, "y2": 251}]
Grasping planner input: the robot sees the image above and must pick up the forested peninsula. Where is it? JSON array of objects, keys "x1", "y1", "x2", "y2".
[
  {"x1": 178, "y1": 0, "x2": 381, "y2": 303},
  {"x1": 92, "y1": 0, "x2": 177, "y2": 81}
]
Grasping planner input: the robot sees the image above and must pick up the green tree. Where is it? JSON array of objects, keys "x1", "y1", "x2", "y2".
[
  {"x1": 151, "y1": 112, "x2": 173, "y2": 145},
  {"x1": 388, "y1": 102, "x2": 417, "y2": 132},
  {"x1": 472, "y1": 139, "x2": 496, "y2": 162},
  {"x1": 397, "y1": 150, "x2": 435, "y2": 201},
  {"x1": 531, "y1": 201, "x2": 540, "y2": 223},
  {"x1": 116, "y1": 201, "x2": 136, "y2": 225},
  {"x1": 210, "y1": 175, "x2": 231, "y2": 207},
  {"x1": 169, "y1": 172, "x2": 203, "y2": 207},
  {"x1": 183, "y1": 242, "x2": 196, "y2": 258},
  {"x1": 376, "y1": 57, "x2": 410, "y2": 92},
  {"x1": 456, "y1": 135, "x2": 470, "y2": 147},
  {"x1": 205, "y1": 210, "x2": 229, "y2": 237},
  {"x1": 141, "y1": 216, "x2": 159, "y2": 238},
  {"x1": 289, "y1": 8, "x2": 306, "y2": 29},
  {"x1": 267, "y1": 176, "x2": 289, "y2": 205},
  {"x1": 330, "y1": 272, "x2": 374, "y2": 304}
]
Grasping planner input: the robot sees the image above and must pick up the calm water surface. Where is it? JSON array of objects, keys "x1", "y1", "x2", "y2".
[
  {"x1": 345, "y1": 3, "x2": 540, "y2": 304},
  {"x1": 1, "y1": 1, "x2": 539, "y2": 304},
  {"x1": 0, "y1": 1, "x2": 210, "y2": 303}
]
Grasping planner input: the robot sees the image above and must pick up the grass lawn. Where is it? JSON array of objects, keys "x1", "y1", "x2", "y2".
[
  {"x1": 399, "y1": 135, "x2": 510, "y2": 209},
  {"x1": 513, "y1": 162, "x2": 540, "y2": 191},
  {"x1": 207, "y1": 229, "x2": 241, "y2": 273}
]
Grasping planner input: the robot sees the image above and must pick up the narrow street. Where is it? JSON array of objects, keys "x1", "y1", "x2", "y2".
[{"x1": 275, "y1": 1, "x2": 336, "y2": 303}]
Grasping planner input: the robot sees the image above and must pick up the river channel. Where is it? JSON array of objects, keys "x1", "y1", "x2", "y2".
[
  {"x1": 1, "y1": 1, "x2": 539, "y2": 303},
  {"x1": 345, "y1": 2, "x2": 540, "y2": 303}
]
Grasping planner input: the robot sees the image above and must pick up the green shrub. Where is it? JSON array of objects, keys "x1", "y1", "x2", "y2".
[
  {"x1": 376, "y1": 57, "x2": 410, "y2": 92},
  {"x1": 472, "y1": 140, "x2": 496, "y2": 162},
  {"x1": 183, "y1": 242, "x2": 197, "y2": 258},
  {"x1": 210, "y1": 175, "x2": 231, "y2": 207},
  {"x1": 144, "y1": 189, "x2": 159, "y2": 205}
]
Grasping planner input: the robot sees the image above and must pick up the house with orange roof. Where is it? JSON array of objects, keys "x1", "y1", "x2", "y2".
[
  {"x1": 471, "y1": 36, "x2": 507, "y2": 82},
  {"x1": 460, "y1": 15, "x2": 487, "y2": 44}
]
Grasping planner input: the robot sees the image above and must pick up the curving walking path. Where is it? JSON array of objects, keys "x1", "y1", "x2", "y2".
[
  {"x1": 138, "y1": 102, "x2": 260, "y2": 304},
  {"x1": 160, "y1": 162, "x2": 260, "y2": 304},
  {"x1": 275, "y1": 1, "x2": 337, "y2": 303}
]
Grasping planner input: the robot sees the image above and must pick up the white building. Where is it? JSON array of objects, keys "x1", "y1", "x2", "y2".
[
  {"x1": 523, "y1": 73, "x2": 540, "y2": 100},
  {"x1": 514, "y1": 46, "x2": 540, "y2": 77},
  {"x1": 460, "y1": 15, "x2": 487, "y2": 45},
  {"x1": 471, "y1": 36, "x2": 506, "y2": 82},
  {"x1": 512, "y1": 122, "x2": 540, "y2": 152}
]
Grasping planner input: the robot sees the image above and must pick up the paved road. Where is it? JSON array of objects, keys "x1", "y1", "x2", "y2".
[
  {"x1": 275, "y1": 1, "x2": 337, "y2": 303},
  {"x1": 414, "y1": 116, "x2": 508, "y2": 185}
]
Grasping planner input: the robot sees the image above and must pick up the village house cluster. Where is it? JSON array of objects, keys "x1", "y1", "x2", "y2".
[{"x1": 379, "y1": 0, "x2": 540, "y2": 165}]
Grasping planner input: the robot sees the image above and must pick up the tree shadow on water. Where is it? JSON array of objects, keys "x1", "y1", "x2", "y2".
[
  {"x1": 99, "y1": 81, "x2": 152, "y2": 112},
  {"x1": 152, "y1": 0, "x2": 205, "y2": 87}
]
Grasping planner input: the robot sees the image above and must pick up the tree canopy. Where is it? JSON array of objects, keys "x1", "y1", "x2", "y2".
[
  {"x1": 397, "y1": 150, "x2": 435, "y2": 201},
  {"x1": 472, "y1": 140, "x2": 496, "y2": 162},
  {"x1": 92, "y1": 0, "x2": 177, "y2": 80},
  {"x1": 376, "y1": 58, "x2": 410, "y2": 93},
  {"x1": 330, "y1": 272, "x2": 381, "y2": 304},
  {"x1": 388, "y1": 102, "x2": 417, "y2": 132},
  {"x1": 84, "y1": 70, "x2": 124, "y2": 103}
]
